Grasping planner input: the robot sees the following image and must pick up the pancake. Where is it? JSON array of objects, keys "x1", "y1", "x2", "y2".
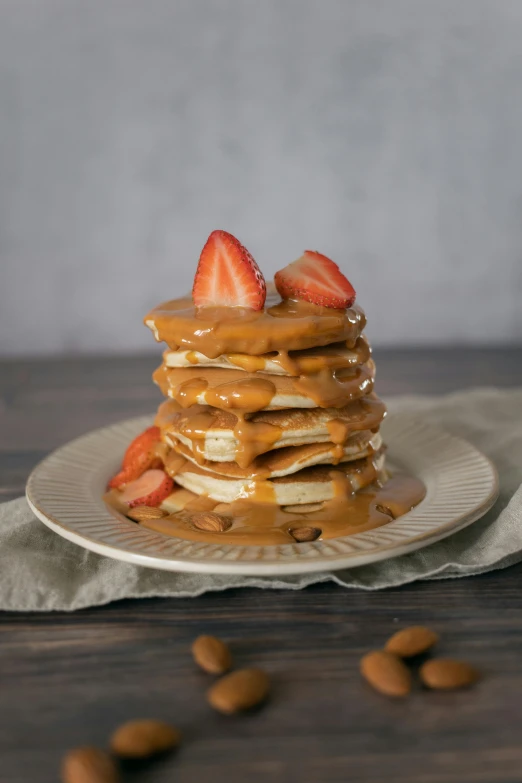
[
  {"x1": 145, "y1": 289, "x2": 366, "y2": 356},
  {"x1": 170, "y1": 450, "x2": 386, "y2": 505},
  {"x1": 154, "y1": 360, "x2": 375, "y2": 412},
  {"x1": 163, "y1": 336, "x2": 371, "y2": 377},
  {"x1": 165, "y1": 431, "x2": 383, "y2": 479},
  {"x1": 155, "y1": 394, "x2": 386, "y2": 466}
]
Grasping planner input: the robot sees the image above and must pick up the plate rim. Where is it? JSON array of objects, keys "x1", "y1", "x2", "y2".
[{"x1": 25, "y1": 413, "x2": 499, "y2": 576}]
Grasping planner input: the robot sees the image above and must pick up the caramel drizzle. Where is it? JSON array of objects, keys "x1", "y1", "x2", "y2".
[
  {"x1": 155, "y1": 395, "x2": 386, "y2": 470},
  {"x1": 106, "y1": 474, "x2": 426, "y2": 547},
  {"x1": 145, "y1": 293, "x2": 366, "y2": 357},
  {"x1": 169, "y1": 430, "x2": 380, "y2": 479},
  {"x1": 226, "y1": 336, "x2": 371, "y2": 376},
  {"x1": 232, "y1": 412, "x2": 282, "y2": 469},
  {"x1": 155, "y1": 362, "x2": 375, "y2": 415}
]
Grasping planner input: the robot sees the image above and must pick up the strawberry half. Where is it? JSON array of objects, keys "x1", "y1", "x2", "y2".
[
  {"x1": 274, "y1": 250, "x2": 356, "y2": 309},
  {"x1": 192, "y1": 230, "x2": 266, "y2": 310},
  {"x1": 108, "y1": 426, "x2": 162, "y2": 489},
  {"x1": 118, "y1": 469, "x2": 174, "y2": 508},
  {"x1": 108, "y1": 457, "x2": 149, "y2": 490},
  {"x1": 122, "y1": 426, "x2": 161, "y2": 469}
]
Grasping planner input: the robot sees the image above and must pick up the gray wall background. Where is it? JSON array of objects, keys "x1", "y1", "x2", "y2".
[{"x1": 1, "y1": 0, "x2": 522, "y2": 356}]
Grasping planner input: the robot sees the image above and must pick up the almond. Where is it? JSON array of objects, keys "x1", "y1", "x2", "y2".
[
  {"x1": 126, "y1": 506, "x2": 168, "y2": 523},
  {"x1": 61, "y1": 747, "x2": 119, "y2": 783},
  {"x1": 289, "y1": 526, "x2": 321, "y2": 542},
  {"x1": 190, "y1": 511, "x2": 232, "y2": 533},
  {"x1": 192, "y1": 635, "x2": 232, "y2": 675},
  {"x1": 110, "y1": 719, "x2": 181, "y2": 758},
  {"x1": 207, "y1": 668, "x2": 270, "y2": 714},
  {"x1": 385, "y1": 626, "x2": 439, "y2": 658},
  {"x1": 360, "y1": 650, "x2": 412, "y2": 697},
  {"x1": 420, "y1": 658, "x2": 480, "y2": 690}
]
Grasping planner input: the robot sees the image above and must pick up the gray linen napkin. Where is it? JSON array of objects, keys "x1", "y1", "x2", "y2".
[{"x1": 2, "y1": 388, "x2": 522, "y2": 612}]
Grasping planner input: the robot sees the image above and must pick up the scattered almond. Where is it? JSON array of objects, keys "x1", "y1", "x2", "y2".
[
  {"x1": 289, "y1": 526, "x2": 321, "y2": 542},
  {"x1": 420, "y1": 658, "x2": 480, "y2": 690},
  {"x1": 207, "y1": 668, "x2": 270, "y2": 714},
  {"x1": 61, "y1": 747, "x2": 119, "y2": 783},
  {"x1": 360, "y1": 650, "x2": 412, "y2": 697},
  {"x1": 190, "y1": 511, "x2": 232, "y2": 533},
  {"x1": 126, "y1": 506, "x2": 168, "y2": 523},
  {"x1": 385, "y1": 626, "x2": 439, "y2": 658},
  {"x1": 110, "y1": 719, "x2": 181, "y2": 759},
  {"x1": 192, "y1": 635, "x2": 232, "y2": 675}
]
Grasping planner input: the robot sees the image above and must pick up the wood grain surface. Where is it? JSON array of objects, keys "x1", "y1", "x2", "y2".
[{"x1": 1, "y1": 347, "x2": 522, "y2": 783}]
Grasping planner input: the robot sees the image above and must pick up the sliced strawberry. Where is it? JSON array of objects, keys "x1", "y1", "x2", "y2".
[
  {"x1": 274, "y1": 250, "x2": 356, "y2": 309},
  {"x1": 107, "y1": 426, "x2": 162, "y2": 489},
  {"x1": 109, "y1": 462, "x2": 140, "y2": 490},
  {"x1": 192, "y1": 230, "x2": 266, "y2": 310},
  {"x1": 108, "y1": 453, "x2": 153, "y2": 489},
  {"x1": 122, "y1": 426, "x2": 161, "y2": 469},
  {"x1": 118, "y1": 469, "x2": 174, "y2": 508}
]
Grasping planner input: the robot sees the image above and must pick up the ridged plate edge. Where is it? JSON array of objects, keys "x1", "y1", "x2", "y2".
[{"x1": 26, "y1": 413, "x2": 499, "y2": 575}]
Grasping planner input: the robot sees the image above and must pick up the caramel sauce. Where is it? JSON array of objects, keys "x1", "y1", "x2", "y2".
[
  {"x1": 226, "y1": 354, "x2": 267, "y2": 373},
  {"x1": 164, "y1": 450, "x2": 187, "y2": 476},
  {"x1": 156, "y1": 397, "x2": 386, "y2": 470},
  {"x1": 145, "y1": 292, "x2": 366, "y2": 357},
  {"x1": 155, "y1": 395, "x2": 387, "y2": 463},
  {"x1": 326, "y1": 418, "x2": 352, "y2": 445},
  {"x1": 205, "y1": 377, "x2": 277, "y2": 412},
  {"x1": 294, "y1": 364, "x2": 374, "y2": 407},
  {"x1": 175, "y1": 377, "x2": 208, "y2": 407},
  {"x1": 154, "y1": 362, "x2": 375, "y2": 413},
  {"x1": 218, "y1": 336, "x2": 371, "y2": 376},
  {"x1": 231, "y1": 412, "x2": 283, "y2": 468},
  {"x1": 169, "y1": 433, "x2": 380, "y2": 481},
  {"x1": 107, "y1": 475, "x2": 426, "y2": 546}
]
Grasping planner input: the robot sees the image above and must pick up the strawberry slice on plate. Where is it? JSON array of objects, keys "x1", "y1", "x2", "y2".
[
  {"x1": 108, "y1": 426, "x2": 162, "y2": 489},
  {"x1": 274, "y1": 250, "x2": 356, "y2": 309},
  {"x1": 192, "y1": 230, "x2": 266, "y2": 310},
  {"x1": 122, "y1": 426, "x2": 160, "y2": 468},
  {"x1": 118, "y1": 469, "x2": 174, "y2": 508}
]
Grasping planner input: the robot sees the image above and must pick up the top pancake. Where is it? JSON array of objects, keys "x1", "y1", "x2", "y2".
[
  {"x1": 145, "y1": 289, "x2": 366, "y2": 357},
  {"x1": 163, "y1": 336, "x2": 371, "y2": 377}
]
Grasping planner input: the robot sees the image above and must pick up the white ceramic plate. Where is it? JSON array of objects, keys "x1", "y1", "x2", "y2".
[{"x1": 26, "y1": 413, "x2": 498, "y2": 576}]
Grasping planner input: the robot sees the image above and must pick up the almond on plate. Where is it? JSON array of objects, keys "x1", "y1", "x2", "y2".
[
  {"x1": 126, "y1": 505, "x2": 168, "y2": 523},
  {"x1": 110, "y1": 719, "x2": 181, "y2": 759},
  {"x1": 192, "y1": 635, "x2": 232, "y2": 675},
  {"x1": 207, "y1": 668, "x2": 270, "y2": 714},
  {"x1": 189, "y1": 512, "x2": 232, "y2": 533},
  {"x1": 289, "y1": 526, "x2": 321, "y2": 542}
]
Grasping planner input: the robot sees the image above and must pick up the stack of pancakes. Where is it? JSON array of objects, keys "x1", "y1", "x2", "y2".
[{"x1": 146, "y1": 290, "x2": 387, "y2": 510}]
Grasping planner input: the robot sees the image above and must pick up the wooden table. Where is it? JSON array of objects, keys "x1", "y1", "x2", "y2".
[{"x1": 1, "y1": 347, "x2": 522, "y2": 783}]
